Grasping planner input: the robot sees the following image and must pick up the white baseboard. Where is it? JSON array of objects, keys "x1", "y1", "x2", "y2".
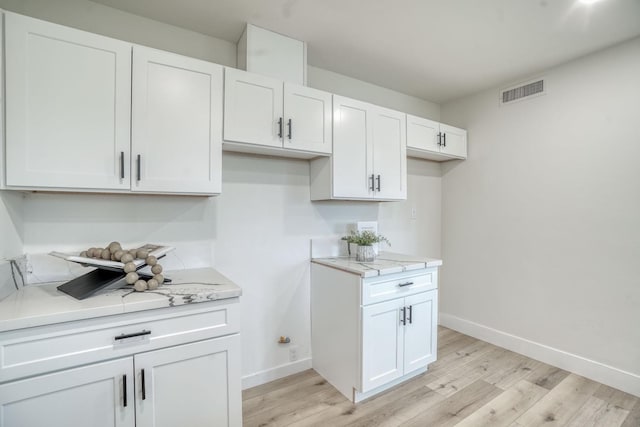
[
  {"x1": 439, "y1": 312, "x2": 640, "y2": 398},
  {"x1": 241, "y1": 357, "x2": 312, "y2": 390}
]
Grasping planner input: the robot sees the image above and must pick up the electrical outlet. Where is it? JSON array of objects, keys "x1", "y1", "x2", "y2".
[{"x1": 289, "y1": 345, "x2": 299, "y2": 362}]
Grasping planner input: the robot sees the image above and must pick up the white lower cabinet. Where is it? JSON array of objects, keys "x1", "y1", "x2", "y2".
[
  {"x1": 311, "y1": 264, "x2": 438, "y2": 403},
  {"x1": 0, "y1": 358, "x2": 134, "y2": 427},
  {"x1": 0, "y1": 301, "x2": 242, "y2": 427},
  {"x1": 361, "y1": 289, "x2": 438, "y2": 393},
  {"x1": 135, "y1": 335, "x2": 241, "y2": 427}
]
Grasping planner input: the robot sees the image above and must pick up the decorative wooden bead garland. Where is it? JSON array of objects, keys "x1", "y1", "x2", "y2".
[{"x1": 79, "y1": 241, "x2": 164, "y2": 292}]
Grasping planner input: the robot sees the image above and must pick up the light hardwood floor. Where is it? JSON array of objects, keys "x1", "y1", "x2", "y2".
[{"x1": 242, "y1": 327, "x2": 640, "y2": 427}]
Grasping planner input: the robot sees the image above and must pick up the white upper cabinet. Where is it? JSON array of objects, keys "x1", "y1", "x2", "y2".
[
  {"x1": 283, "y1": 83, "x2": 332, "y2": 154},
  {"x1": 4, "y1": 12, "x2": 132, "y2": 190},
  {"x1": 372, "y1": 107, "x2": 407, "y2": 200},
  {"x1": 331, "y1": 96, "x2": 372, "y2": 199},
  {"x1": 406, "y1": 115, "x2": 440, "y2": 153},
  {"x1": 3, "y1": 12, "x2": 223, "y2": 195},
  {"x1": 406, "y1": 114, "x2": 467, "y2": 161},
  {"x1": 311, "y1": 95, "x2": 406, "y2": 201},
  {"x1": 131, "y1": 46, "x2": 222, "y2": 195},
  {"x1": 439, "y1": 123, "x2": 468, "y2": 158},
  {"x1": 223, "y1": 68, "x2": 283, "y2": 149},
  {"x1": 223, "y1": 68, "x2": 332, "y2": 158}
]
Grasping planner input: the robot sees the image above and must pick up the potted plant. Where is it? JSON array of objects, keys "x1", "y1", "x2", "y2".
[{"x1": 341, "y1": 230, "x2": 390, "y2": 262}]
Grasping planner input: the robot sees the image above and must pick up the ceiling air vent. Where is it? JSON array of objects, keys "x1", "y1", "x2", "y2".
[{"x1": 500, "y1": 78, "x2": 545, "y2": 105}]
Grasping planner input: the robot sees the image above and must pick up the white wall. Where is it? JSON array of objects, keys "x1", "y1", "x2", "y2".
[
  {"x1": 0, "y1": 192, "x2": 24, "y2": 299},
  {"x1": 0, "y1": 0, "x2": 443, "y2": 386},
  {"x1": 440, "y1": 37, "x2": 640, "y2": 395},
  {"x1": 18, "y1": 153, "x2": 442, "y2": 387},
  {"x1": 308, "y1": 66, "x2": 440, "y2": 120},
  {"x1": 0, "y1": 0, "x2": 237, "y2": 66}
]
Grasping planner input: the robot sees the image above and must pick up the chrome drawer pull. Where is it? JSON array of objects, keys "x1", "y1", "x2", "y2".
[
  {"x1": 115, "y1": 330, "x2": 151, "y2": 341},
  {"x1": 398, "y1": 281, "x2": 414, "y2": 287}
]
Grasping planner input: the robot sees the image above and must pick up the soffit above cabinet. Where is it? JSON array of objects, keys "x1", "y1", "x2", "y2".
[{"x1": 237, "y1": 23, "x2": 307, "y2": 85}]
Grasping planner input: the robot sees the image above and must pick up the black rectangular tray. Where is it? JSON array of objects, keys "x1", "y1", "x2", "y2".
[{"x1": 57, "y1": 269, "x2": 126, "y2": 300}]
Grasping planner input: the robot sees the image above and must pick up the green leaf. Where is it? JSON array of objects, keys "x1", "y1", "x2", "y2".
[{"x1": 341, "y1": 230, "x2": 390, "y2": 247}]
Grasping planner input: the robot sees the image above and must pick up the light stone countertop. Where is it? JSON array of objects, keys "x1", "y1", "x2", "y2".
[
  {"x1": 0, "y1": 268, "x2": 241, "y2": 333},
  {"x1": 311, "y1": 252, "x2": 443, "y2": 278}
]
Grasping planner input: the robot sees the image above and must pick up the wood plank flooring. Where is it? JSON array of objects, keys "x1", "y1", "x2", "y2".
[{"x1": 242, "y1": 327, "x2": 639, "y2": 427}]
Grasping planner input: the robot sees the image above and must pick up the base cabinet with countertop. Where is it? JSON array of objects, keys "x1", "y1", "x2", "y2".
[
  {"x1": 311, "y1": 253, "x2": 440, "y2": 402},
  {"x1": 0, "y1": 268, "x2": 242, "y2": 427}
]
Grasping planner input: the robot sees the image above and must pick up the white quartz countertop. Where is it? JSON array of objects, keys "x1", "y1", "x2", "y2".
[
  {"x1": 311, "y1": 252, "x2": 442, "y2": 277},
  {"x1": 0, "y1": 268, "x2": 242, "y2": 333}
]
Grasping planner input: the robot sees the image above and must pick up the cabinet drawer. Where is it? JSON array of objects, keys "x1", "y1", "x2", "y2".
[
  {"x1": 362, "y1": 269, "x2": 437, "y2": 305},
  {"x1": 0, "y1": 300, "x2": 239, "y2": 383}
]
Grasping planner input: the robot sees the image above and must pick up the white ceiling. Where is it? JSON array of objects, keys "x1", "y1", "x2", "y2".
[{"x1": 91, "y1": 0, "x2": 640, "y2": 103}]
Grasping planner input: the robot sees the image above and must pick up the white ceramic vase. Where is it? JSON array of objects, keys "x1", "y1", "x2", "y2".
[{"x1": 356, "y1": 245, "x2": 375, "y2": 262}]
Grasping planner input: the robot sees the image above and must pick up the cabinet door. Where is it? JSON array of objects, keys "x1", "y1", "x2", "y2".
[
  {"x1": 406, "y1": 115, "x2": 440, "y2": 153},
  {"x1": 403, "y1": 290, "x2": 438, "y2": 375},
  {"x1": 5, "y1": 12, "x2": 131, "y2": 190},
  {"x1": 372, "y1": 107, "x2": 407, "y2": 200},
  {"x1": 283, "y1": 83, "x2": 332, "y2": 154},
  {"x1": 135, "y1": 334, "x2": 241, "y2": 427},
  {"x1": 0, "y1": 357, "x2": 134, "y2": 427},
  {"x1": 361, "y1": 298, "x2": 405, "y2": 392},
  {"x1": 223, "y1": 68, "x2": 283, "y2": 148},
  {"x1": 439, "y1": 124, "x2": 467, "y2": 158},
  {"x1": 332, "y1": 96, "x2": 373, "y2": 199},
  {"x1": 132, "y1": 46, "x2": 222, "y2": 194}
]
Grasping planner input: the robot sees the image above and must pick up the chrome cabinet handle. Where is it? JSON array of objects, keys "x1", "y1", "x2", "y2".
[
  {"x1": 136, "y1": 155, "x2": 141, "y2": 181},
  {"x1": 120, "y1": 152, "x2": 125, "y2": 179},
  {"x1": 287, "y1": 119, "x2": 292, "y2": 139},
  {"x1": 408, "y1": 305, "x2": 413, "y2": 324},
  {"x1": 443, "y1": 133, "x2": 447, "y2": 147},
  {"x1": 437, "y1": 132, "x2": 442, "y2": 146},
  {"x1": 376, "y1": 175, "x2": 381, "y2": 192},
  {"x1": 123, "y1": 374, "x2": 128, "y2": 407},
  {"x1": 369, "y1": 174, "x2": 375, "y2": 191},
  {"x1": 278, "y1": 117, "x2": 283, "y2": 138},
  {"x1": 400, "y1": 307, "x2": 406, "y2": 326},
  {"x1": 141, "y1": 369, "x2": 146, "y2": 400}
]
